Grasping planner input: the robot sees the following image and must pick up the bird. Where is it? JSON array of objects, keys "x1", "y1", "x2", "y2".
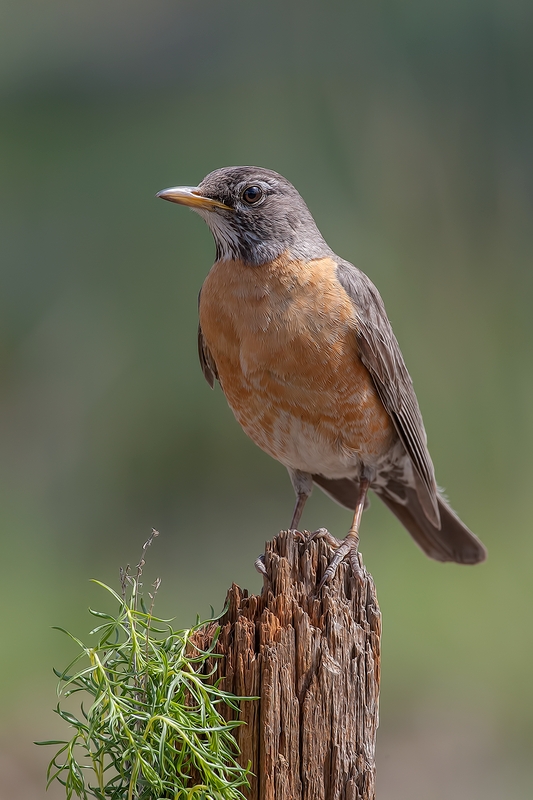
[{"x1": 157, "y1": 166, "x2": 486, "y2": 585}]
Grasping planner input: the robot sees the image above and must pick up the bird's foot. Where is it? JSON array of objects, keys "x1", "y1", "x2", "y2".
[
  {"x1": 259, "y1": 529, "x2": 361, "y2": 590},
  {"x1": 289, "y1": 528, "x2": 362, "y2": 590},
  {"x1": 255, "y1": 529, "x2": 324, "y2": 578},
  {"x1": 308, "y1": 527, "x2": 343, "y2": 549},
  {"x1": 287, "y1": 527, "x2": 337, "y2": 546},
  {"x1": 254, "y1": 553, "x2": 268, "y2": 577},
  {"x1": 315, "y1": 531, "x2": 361, "y2": 592},
  {"x1": 288, "y1": 528, "x2": 310, "y2": 543}
]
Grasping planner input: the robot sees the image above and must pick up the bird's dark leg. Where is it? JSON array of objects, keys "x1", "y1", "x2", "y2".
[
  {"x1": 317, "y1": 475, "x2": 370, "y2": 590},
  {"x1": 255, "y1": 469, "x2": 313, "y2": 576},
  {"x1": 255, "y1": 491, "x2": 308, "y2": 578},
  {"x1": 255, "y1": 492, "x2": 309, "y2": 577},
  {"x1": 290, "y1": 492, "x2": 308, "y2": 530},
  {"x1": 287, "y1": 469, "x2": 313, "y2": 531}
]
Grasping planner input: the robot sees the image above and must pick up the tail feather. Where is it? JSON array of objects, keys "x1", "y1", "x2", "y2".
[
  {"x1": 378, "y1": 486, "x2": 486, "y2": 564},
  {"x1": 313, "y1": 475, "x2": 486, "y2": 565}
]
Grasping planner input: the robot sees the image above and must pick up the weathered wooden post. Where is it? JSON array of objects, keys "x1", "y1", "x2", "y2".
[{"x1": 205, "y1": 530, "x2": 381, "y2": 800}]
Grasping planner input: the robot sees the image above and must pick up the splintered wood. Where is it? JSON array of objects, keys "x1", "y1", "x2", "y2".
[{"x1": 211, "y1": 530, "x2": 381, "y2": 800}]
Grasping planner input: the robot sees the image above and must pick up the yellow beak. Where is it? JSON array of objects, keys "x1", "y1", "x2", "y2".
[{"x1": 156, "y1": 186, "x2": 233, "y2": 211}]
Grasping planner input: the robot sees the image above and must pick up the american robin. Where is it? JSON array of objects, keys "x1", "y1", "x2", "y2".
[{"x1": 157, "y1": 166, "x2": 486, "y2": 584}]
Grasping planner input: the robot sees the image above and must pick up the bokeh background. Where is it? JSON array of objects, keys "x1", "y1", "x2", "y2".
[{"x1": 1, "y1": 1, "x2": 532, "y2": 797}]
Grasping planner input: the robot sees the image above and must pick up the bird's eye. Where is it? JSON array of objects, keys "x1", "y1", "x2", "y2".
[{"x1": 241, "y1": 185, "x2": 264, "y2": 205}]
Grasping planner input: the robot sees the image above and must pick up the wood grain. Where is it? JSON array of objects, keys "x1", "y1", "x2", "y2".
[{"x1": 201, "y1": 530, "x2": 381, "y2": 800}]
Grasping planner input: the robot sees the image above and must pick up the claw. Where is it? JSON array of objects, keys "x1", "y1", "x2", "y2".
[
  {"x1": 315, "y1": 475, "x2": 370, "y2": 591},
  {"x1": 317, "y1": 532, "x2": 359, "y2": 591},
  {"x1": 349, "y1": 547, "x2": 362, "y2": 577},
  {"x1": 289, "y1": 529, "x2": 308, "y2": 543},
  {"x1": 254, "y1": 554, "x2": 267, "y2": 577},
  {"x1": 309, "y1": 527, "x2": 343, "y2": 549}
]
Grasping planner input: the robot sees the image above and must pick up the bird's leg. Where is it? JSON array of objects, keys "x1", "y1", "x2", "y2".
[
  {"x1": 287, "y1": 469, "x2": 313, "y2": 533},
  {"x1": 290, "y1": 493, "x2": 308, "y2": 531},
  {"x1": 255, "y1": 469, "x2": 313, "y2": 575},
  {"x1": 255, "y1": 491, "x2": 307, "y2": 579},
  {"x1": 317, "y1": 475, "x2": 370, "y2": 590}
]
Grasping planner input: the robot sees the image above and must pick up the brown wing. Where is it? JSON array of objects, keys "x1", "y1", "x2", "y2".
[
  {"x1": 336, "y1": 260, "x2": 439, "y2": 525},
  {"x1": 197, "y1": 289, "x2": 218, "y2": 388}
]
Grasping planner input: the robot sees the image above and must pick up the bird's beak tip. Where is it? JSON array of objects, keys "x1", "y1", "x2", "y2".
[{"x1": 156, "y1": 185, "x2": 232, "y2": 211}]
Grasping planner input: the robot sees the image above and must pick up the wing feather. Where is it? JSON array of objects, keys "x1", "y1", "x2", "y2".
[
  {"x1": 336, "y1": 260, "x2": 439, "y2": 524},
  {"x1": 198, "y1": 324, "x2": 218, "y2": 388},
  {"x1": 197, "y1": 289, "x2": 218, "y2": 388}
]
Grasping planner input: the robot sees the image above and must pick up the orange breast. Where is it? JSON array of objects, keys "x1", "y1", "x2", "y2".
[{"x1": 198, "y1": 253, "x2": 395, "y2": 478}]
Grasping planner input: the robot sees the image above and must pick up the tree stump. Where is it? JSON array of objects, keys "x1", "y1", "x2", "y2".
[{"x1": 210, "y1": 530, "x2": 381, "y2": 800}]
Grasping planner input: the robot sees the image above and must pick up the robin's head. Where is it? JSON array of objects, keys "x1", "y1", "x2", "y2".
[{"x1": 157, "y1": 166, "x2": 331, "y2": 265}]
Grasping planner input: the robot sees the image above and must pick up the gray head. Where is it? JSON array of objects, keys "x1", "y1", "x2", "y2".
[{"x1": 157, "y1": 166, "x2": 332, "y2": 265}]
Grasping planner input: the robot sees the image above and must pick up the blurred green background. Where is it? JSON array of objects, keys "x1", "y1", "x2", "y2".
[{"x1": 1, "y1": 1, "x2": 532, "y2": 797}]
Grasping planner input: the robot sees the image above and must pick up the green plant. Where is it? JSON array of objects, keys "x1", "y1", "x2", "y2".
[{"x1": 37, "y1": 532, "x2": 252, "y2": 800}]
